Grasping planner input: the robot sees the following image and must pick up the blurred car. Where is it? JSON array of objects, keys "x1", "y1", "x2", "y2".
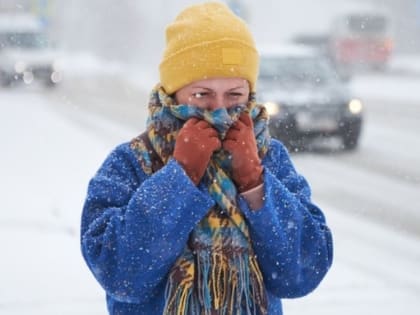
[
  {"x1": 329, "y1": 11, "x2": 393, "y2": 74},
  {"x1": 258, "y1": 44, "x2": 363, "y2": 150},
  {"x1": 0, "y1": 13, "x2": 62, "y2": 87}
]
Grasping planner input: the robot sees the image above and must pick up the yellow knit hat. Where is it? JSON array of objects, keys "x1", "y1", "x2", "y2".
[{"x1": 159, "y1": 2, "x2": 259, "y2": 94}]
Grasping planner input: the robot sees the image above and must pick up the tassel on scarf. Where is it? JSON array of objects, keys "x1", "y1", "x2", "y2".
[{"x1": 163, "y1": 249, "x2": 267, "y2": 315}]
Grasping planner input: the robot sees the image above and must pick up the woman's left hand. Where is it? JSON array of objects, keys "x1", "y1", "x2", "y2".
[{"x1": 223, "y1": 113, "x2": 263, "y2": 192}]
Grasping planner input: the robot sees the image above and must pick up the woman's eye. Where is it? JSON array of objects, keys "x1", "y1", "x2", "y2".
[
  {"x1": 229, "y1": 93, "x2": 243, "y2": 98},
  {"x1": 192, "y1": 92, "x2": 207, "y2": 99}
]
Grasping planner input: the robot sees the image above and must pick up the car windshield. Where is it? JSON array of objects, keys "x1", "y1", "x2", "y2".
[
  {"x1": 0, "y1": 32, "x2": 49, "y2": 49},
  {"x1": 348, "y1": 15, "x2": 388, "y2": 34},
  {"x1": 259, "y1": 56, "x2": 338, "y2": 86}
]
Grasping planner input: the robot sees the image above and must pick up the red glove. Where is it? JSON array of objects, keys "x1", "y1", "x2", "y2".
[
  {"x1": 223, "y1": 113, "x2": 263, "y2": 192},
  {"x1": 173, "y1": 118, "x2": 221, "y2": 185}
]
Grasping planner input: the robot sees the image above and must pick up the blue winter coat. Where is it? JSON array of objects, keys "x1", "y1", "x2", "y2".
[{"x1": 81, "y1": 138, "x2": 333, "y2": 314}]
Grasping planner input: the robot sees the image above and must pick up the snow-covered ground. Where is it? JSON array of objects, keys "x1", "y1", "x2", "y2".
[
  {"x1": 350, "y1": 72, "x2": 420, "y2": 104},
  {"x1": 0, "y1": 90, "x2": 127, "y2": 314},
  {"x1": 1, "y1": 54, "x2": 420, "y2": 314},
  {"x1": 283, "y1": 207, "x2": 420, "y2": 314},
  {"x1": 348, "y1": 54, "x2": 420, "y2": 103}
]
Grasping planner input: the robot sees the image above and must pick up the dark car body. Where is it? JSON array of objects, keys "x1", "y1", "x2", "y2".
[{"x1": 257, "y1": 45, "x2": 363, "y2": 150}]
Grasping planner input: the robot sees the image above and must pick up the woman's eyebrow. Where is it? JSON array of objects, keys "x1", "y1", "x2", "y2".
[
  {"x1": 228, "y1": 86, "x2": 247, "y2": 91},
  {"x1": 190, "y1": 85, "x2": 246, "y2": 91},
  {"x1": 190, "y1": 86, "x2": 213, "y2": 90}
]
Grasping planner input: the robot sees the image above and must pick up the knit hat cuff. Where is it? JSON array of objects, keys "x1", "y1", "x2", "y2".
[{"x1": 159, "y1": 38, "x2": 259, "y2": 94}]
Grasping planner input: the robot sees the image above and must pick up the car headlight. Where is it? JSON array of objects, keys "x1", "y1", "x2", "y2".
[
  {"x1": 14, "y1": 61, "x2": 26, "y2": 73},
  {"x1": 50, "y1": 71, "x2": 62, "y2": 83},
  {"x1": 264, "y1": 101, "x2": 281, "y2": 116},
  {"x1": 23, "y1": 71, "x2": 34, "y2": 84},
  {"x1": 348, "y1": 99, "x2": 363, "y2": 115}
]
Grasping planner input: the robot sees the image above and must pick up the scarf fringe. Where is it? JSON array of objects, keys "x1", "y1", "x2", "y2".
[{"x1": 163, "y1": 251, "x2": 267, "y2": 315}]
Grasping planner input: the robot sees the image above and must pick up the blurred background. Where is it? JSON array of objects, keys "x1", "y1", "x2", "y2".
[{"x1": 1, "y1": 0, "x2": 419, "y2": 314}]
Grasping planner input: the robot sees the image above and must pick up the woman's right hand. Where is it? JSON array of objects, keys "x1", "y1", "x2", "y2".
[{"x1": 173, "y1": 118, "x2": 221, "y2": 185}]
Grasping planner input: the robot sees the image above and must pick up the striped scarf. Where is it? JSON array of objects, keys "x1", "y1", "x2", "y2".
[{"x1": 131, "y1": 85, "x2": 270, "y2": 315}]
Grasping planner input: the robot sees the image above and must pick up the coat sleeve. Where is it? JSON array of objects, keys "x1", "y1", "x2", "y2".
[
  {"x1": 239, "y1": 140, "x2": 333, "y2": 298},
  {"x1": 80, "y1": 144, "x2": 214, "y2": 304}
]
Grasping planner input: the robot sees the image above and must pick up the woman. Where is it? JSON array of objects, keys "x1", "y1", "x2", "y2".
[{"x1": 81, "y1": 2, "x2": 333, "y2": 314}]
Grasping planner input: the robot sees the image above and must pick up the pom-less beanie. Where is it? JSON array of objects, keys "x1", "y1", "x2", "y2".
[{"x1": 159, "y1": 2, "x2": 259, "y2": 94}]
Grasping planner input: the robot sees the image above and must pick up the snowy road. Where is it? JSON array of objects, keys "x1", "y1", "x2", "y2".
[
  {"x1": 287, "y1": 73, "x2": 420, "y2": 313},
  {"x1": 294, "y1": 73, "x2": 420, "y2": 236},
  {"x1": 1, "y1": 72, "x2": 419, "y2": 314}
]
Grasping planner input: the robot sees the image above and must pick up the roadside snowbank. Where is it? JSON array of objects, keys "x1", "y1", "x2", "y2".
[{"x1": 0, "y1": 91, "x2": 134, "y2": 314}]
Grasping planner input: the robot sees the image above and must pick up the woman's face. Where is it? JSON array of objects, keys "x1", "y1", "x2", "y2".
[{"x1": 174, "y1": 77, "x2": 250, "y2": 110}]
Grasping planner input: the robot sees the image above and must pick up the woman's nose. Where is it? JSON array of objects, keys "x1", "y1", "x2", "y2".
[{"x1": 207, "y1": 95, "x2": 225, "y2": 110}]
